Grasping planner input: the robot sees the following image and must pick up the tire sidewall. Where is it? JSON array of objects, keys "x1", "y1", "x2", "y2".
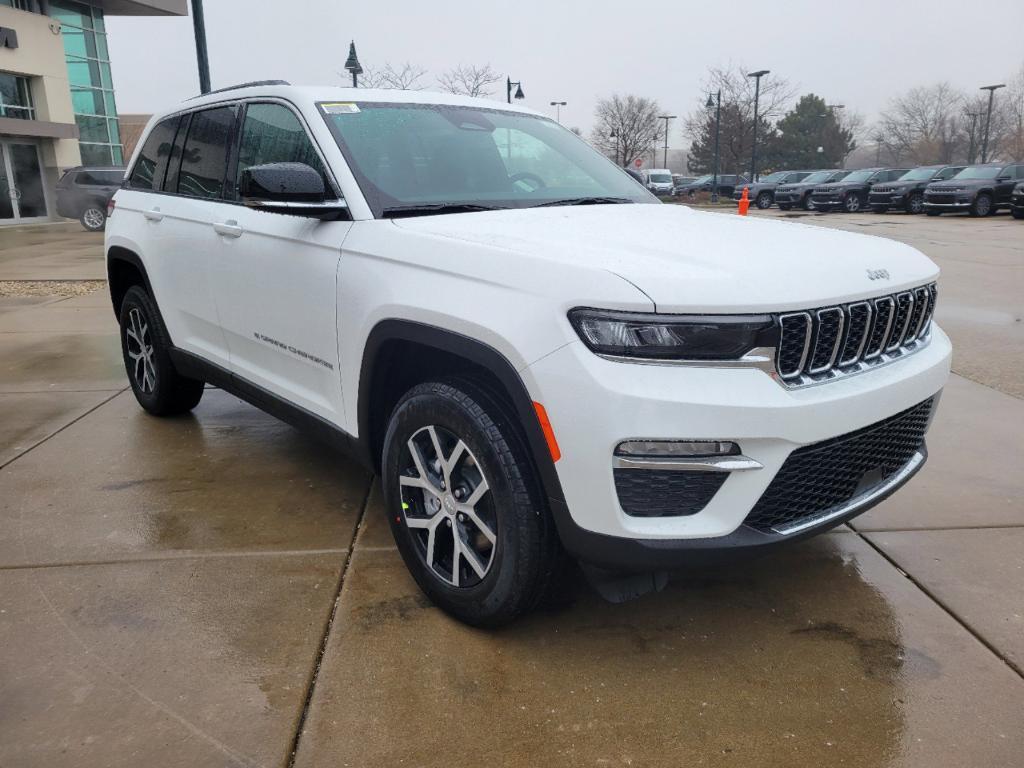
[
  {"x1": 119, "y1": 287, "x2": 173, "y2": 411},
  {"x1": 381, "y1": 383, "x2": 532, "y2": 619},
  {"x1": 973, "y1": 194, "x2": 992, "y2": 217},
  {"x1": 756, "y1": 192, "x2": 772, "y2": 209},
  {"x1": 907, "y1": 193, "x2": 924, "y2": 214},
  {"x1": 81, "y1": 206, "x2": 106, "y2": 231}
]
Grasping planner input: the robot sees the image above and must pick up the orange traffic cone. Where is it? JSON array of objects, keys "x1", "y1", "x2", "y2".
[{"x1": 738, "y1": 186, "x2": 750, "y2": 216}]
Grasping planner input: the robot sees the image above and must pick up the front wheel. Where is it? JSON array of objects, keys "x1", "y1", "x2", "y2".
[
  {"x1": 843, "y1": 194, "x2": 862, "y2": 213},
  {"x1": 801, "y1": 195, "x2": 814, "y2": 211},
  {"x1": 119, "y1": 286, "x2": 204, "y2": 416},
  {"x1": 970, "y1": 193, "x2": 993, "y2": 217},
  {"x1": 382, "y1": 380, "x2": 560, "y2": 627},
  {"x1": 755, "y1": 191, "x2": 773, "y2": 209},
  {"x1": 906, "y1": 193, "x2": 924, "y2": 215},
  {"x1": 80, "y1": 206, "x2": 106, "y2": 231}
]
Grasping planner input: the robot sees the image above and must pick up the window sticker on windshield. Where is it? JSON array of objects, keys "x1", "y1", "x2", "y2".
[{"x1": 321, "y1": 102, "x2": 360, "y2": 114}]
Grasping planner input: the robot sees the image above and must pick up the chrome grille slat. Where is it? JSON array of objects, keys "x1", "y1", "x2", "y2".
[{"x1": 774, "y1": 283, "x2": 937, "y2": 388}]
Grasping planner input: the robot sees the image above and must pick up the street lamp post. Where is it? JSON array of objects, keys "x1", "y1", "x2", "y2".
[
  {"x1": 706, "y1": 90, "x2": 722, "y2": 202},
  {"x1": 550, "y1": 101, "x2": 567, "y2": 123},
  {"x1": 506, "y1": 77, "x2": 525, "y2": 104},
  {"x1": 825, "y1": 104, "x2": 845, "y2": 168},
  {"x1": 747, "y1": 69, "x2": 769, "y2": 182},
  {"x1": 191, "y1": 0, "x2": 211, "y2": 94},
  {"x1": 979, "y1": 83, "x2": 1006, "y2": 163},
  {"x1": 610, "y1": 129, "x2": 619, "y2": 166},
  {"x1": 344, "y1": 41, "x2": 363, "y2": 87},
  {"x1": 657, "y1": 114, "x2": 676, "y2": 169},
  {"x1": 965, "y1": 110, "x2": 981, "y2": 164}
]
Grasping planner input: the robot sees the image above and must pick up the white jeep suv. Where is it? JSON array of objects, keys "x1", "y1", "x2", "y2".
[{"x1": 106, "y1": 82, "x2": 951, "y2": 625}]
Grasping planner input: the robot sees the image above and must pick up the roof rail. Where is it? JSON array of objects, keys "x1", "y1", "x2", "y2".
[{"x1": 188, "y1": 80, "x2": 291, "y2": 99}]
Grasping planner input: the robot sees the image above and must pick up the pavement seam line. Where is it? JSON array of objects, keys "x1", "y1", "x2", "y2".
[
  {"x1": 287, "y1": 477, "x2": 374, "y2": 768},
  {"x1": 0, "y1": 548, "x2": 352, "y2": 571},
  {"x1": 853, "y1": 526, "x2": 1024, "y2": 681},
  {"x1": 0, "y1": 387, "x2": 127, "y2": 471}
]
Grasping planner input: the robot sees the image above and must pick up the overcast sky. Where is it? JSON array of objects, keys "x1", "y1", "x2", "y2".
[{"x1": 107, "y1": 0, "x2": 1024, "y2": 144}]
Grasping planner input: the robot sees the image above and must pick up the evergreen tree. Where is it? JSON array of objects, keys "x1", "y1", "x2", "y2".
[{"x1": 770, "y1": 94, "x2": 856, "y2": 169}]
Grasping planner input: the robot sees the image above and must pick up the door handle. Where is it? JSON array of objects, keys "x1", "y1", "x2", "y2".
[
  {"x1": 143, "y1": 207, "x2": 163, "y2": 222},
  {"x1": 213, "y1": 220, "x2": 243, "y2": 238}
]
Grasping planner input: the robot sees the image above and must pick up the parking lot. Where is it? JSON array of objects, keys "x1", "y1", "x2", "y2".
[{"x1": 1, "y1": 210, "x2": 1022, "y2": 767}]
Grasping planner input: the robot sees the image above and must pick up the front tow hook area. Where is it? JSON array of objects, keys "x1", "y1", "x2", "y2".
[{"x1": 580, "y1": 564, "x2": 670, "y2": 603}]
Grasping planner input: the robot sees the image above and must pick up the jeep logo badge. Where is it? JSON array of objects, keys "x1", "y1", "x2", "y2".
[{"x1": 866, "y1": 268, "x2": 890, "y2": 281}]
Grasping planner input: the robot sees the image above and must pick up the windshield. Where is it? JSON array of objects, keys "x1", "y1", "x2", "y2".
[
  {"x1": 842, "y1": 170, "x2": 875, "y2": 183},
  {"x1": 318, "y1": 101, "x2": 654, "y2": 215},
  {"x1": 899, "y1": 167, "x2": 937, "y2": 181},
  {"x1": 801, "y1": 171, "x2": 833, "y2": 184},
  {"x1": 759, "y1": 171, "x2": 786, "y2": 183},
  {"x1": 953, "y1": 165, "x2": 1001, "y2": 180},
  {"x1": 784, "y1": 172, "x2": 810, "y2": 182},
  {"x1": 649, "y1": 173, "x2": 672, "y2": 183}
]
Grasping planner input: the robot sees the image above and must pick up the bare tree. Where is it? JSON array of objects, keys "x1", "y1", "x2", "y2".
[
  {"x1": 357, "y1": 61, "x2": 428, "y2": 90},
  {"x1": 998, "y1": 63, "x2": 1024, "y2": 161},
  {"x1": 437, "y1": 64, "x2": 502, "y2": 98},
  {"x1": 877, "y1": 83, "x2": 965, "y2": 165},
  {"x1": 589, "y1": 94, "x2": 663, "y2": 168}
]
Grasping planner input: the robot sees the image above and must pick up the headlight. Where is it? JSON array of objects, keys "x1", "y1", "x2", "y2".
[{"x1": 568, "y1": 308, "x2": 775, "y2": 361}]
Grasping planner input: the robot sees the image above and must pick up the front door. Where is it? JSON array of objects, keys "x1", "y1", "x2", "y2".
[{"x1": 0, "y1": 141, "x2": 48, "y2": 222}]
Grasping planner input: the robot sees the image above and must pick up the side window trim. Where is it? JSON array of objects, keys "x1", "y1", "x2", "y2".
[{"x1": 162, "y1": 112, "x2": 190, "y2": 194}]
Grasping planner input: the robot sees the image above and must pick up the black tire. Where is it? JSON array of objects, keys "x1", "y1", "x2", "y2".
[
  {"x1": 843, "y1": 193, "x2": 863, "y2": 213},
  {"x1": 926, "y1": 210, "x2": 941, "y2": 217},
  {"x1": 969, "y1": 193, "x2": 993, "y2": 217},
  {"x1": 871, "y1": 206, "x2": 889, "y2": 214},
  {"x1": 80, "y1": 205, "x2": 106, "y2": 232},
  {"x1": 1012, "y1": 208, "x2": 1024, "y2": 219},
  {"x1": 777, "y1": 203, "x2": 791, "y2": 211},
  {"x1": 382, "y1": 379, "x2": 560, "y2": 627},
  {"x1": 800, "y1": 195, "x2": 814, "y2": 211},
  {"x1": 118, "y1": 285, "x2": 204, "y2": 416},
  {"x1": 906, "y1": 193, "x2": 924, "y2": 215},
  {"x1": 755, "y1": 191, "x2": 773, "y2": 209}
]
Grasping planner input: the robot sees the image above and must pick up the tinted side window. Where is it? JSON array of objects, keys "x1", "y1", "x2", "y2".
[
  {"x1": 128, "y1": 117, "x2": 179, "y2": 191},
  {"x1": 234, "y1": 103, "x2": 332, "y2": 198},
  {"x1": 76, "y1": 170, "x2": 122, "y2": 186},
  {"x1": 177, "y1": 106, "x2": 235, "y2": 199}
]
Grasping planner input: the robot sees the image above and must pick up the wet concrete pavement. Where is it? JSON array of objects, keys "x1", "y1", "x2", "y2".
[{"x1": 1, "y1": 220, "x2": 1023, "y2": 766}]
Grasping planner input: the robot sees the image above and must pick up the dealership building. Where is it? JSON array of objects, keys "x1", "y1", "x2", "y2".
[{"x1": 0, "y1": 0, "x2": 185, "y2": 223}]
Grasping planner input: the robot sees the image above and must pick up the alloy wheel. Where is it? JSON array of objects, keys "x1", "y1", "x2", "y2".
[
  {"x1": 845, "y1": 195, "x2": 861, "y2": 212},
  {"x1": 83, "y1": 208, "x2": 105, "y2": 229},
  {"x1": 125, "y1": 307, "x2": 157, "y2": 393},
  {"x1": 398, "y1": 424, "x2": 496, "y2": 587},
  {"x1": 908, "y1": 194, "x2": 924, "y2": 214}
]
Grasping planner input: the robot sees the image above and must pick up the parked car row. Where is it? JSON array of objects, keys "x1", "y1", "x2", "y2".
[
  {"x1": 673, "y1": 173, "x2": 750, "y2": 199},
  {"x1": 719, "y1": 162, "x2": 1024, "y2": 218}
]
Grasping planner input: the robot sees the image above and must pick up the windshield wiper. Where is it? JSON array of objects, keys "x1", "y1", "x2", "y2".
[
  {"x1": 531, "y1": 196, "x2": 633, "y2": 208},
  {"x1": 381, "y1": 203, "x2": 505, "y2": 219}
]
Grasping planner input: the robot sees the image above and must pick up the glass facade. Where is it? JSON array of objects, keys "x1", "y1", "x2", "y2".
[
  {"x1": 0, "y1": 73, "x2": 35, "y2": 120},
  {"x1": 49, "y1": 0, "x2": 124, "y2": 166}
]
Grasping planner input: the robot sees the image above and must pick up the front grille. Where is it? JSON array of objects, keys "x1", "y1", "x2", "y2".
[
  {"x1": 873, "y1": 186, "x2": 893, "y2": 194},
  {"x1": 926, "y1": 192, "x2": 956, "y2": 204},
  {"x1": 744, "y1": 398, "x2": 933, "y2": 533},
  {"x1": 614, "y1": 469, "x2": 726, "y2": 517},
  {"x1": 775, "y1": 283, "x2": 936, "y2": 387}
]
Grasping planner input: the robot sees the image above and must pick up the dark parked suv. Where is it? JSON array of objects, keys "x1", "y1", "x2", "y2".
[
  {"x1": 810, "y1": 167, "x2": 909, "y2": 213},
  {"x1": 1012, "y1": 182, "x2": 1024, "y2": 219},
  {"x1": 56, "y1": 166, "x2": 125, "y2": 231},
  {"x1": 677, "y1": 173, "x2": 750, "y2": 198},
  {"x1": 732, "y1": 170, "x2": 813, "y2": 209},
  {"x1": 774, "y1": 169, "x2": 848, "y2": 210},
  {"x1": 924, "y1": 162, "x2": 1024, "y2": 216},
  {"x1": 869, "y1": 165, "x2": 965, "y2": 214}
]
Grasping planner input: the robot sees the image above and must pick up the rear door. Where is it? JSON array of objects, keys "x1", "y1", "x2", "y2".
[{"x1": 208, "y1": 100, "x2": 352, "y2": 422}]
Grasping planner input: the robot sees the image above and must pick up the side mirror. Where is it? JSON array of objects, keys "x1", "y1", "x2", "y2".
[{"x1": 239, "y1": 162, "x2": 348, "y2": 219}]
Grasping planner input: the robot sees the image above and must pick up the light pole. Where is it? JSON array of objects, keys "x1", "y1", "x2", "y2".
[
  {"x1": 747, "y1": 69, "x2": 769, "y2": 182},
  {"x1": 549, "y1": 101, "x2": 567, "y2": 123},
  {"x1": 610, "y1": 128, "x2": 619, "y2": 166},
  {"x1": 706, "y1": 90, "x2": 722, "y2": 202},
  {"x1": 344, "y1": 41, "x2": 363, "y2": 87},
  {"x1": 979, "y1": 83, "x2": 1006, "y2": 163},
  {"x1": 965, "y1": 110, "x2": 981, "y2": 164},
  {"x1": 191, "y1": 0, "x2": 211, "y2": 94},
  {"x1": 506, "y1": 77, "x2": 525, "y2": 104},
  {"x1": 657, "y1": 114, "x2": 676, "y2": 168},
  {"x1": 825, "y1": 104, "x2": 845, "y2": 168}
]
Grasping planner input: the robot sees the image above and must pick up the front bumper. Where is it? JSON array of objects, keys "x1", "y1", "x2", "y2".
[
  {"x1": 773, "y1": 192, "x2": 801, "y2": 205},
  {"x1": 523, "y1": 326, "x2": 951, "y2": 570},
  {"x1": 810, "y1": 195, "x2": 843, "y2": 210},
  {"x1": 870, "y1": 192, "x2": 901, "y2": 206}
]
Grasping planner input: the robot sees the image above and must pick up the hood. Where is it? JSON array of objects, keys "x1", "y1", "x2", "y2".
[
  {"x1": 929, "y1": 178, "x2": 987, "y2": 190},
  {"x1": 392, "y1": 204, "x2": 938, "y2": 313}
]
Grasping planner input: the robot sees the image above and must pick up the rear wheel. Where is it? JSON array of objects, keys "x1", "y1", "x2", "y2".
[
  {"x1": 80, "y1": 205, "x2": 106, "y2": 231},
  {"x1": 119, "y1": 286, "x2": 204, "y2": 416},
  {"x1": 382, "y1": 379, "x2": 560, "y2": 627},
  {"x1": 970, "y1": 193, "x2": 993, "y2": 217},
  {"x1": 755, "y1": 191, "x2": 773, "y2": 209},
  {"x1": 906, "y1": 192, "x2": 925, "y2": 214}
]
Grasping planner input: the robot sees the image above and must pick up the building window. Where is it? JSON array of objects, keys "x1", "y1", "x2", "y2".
[
  {"x1": 0, "y1": 72, "x2": 35, "y2": 120},
  {"x1": 0, "y1": 1, "x2": 33, "y2": 11},
  {"x1": 49, "y1": 0, "x2": 124, "y2": 166}
]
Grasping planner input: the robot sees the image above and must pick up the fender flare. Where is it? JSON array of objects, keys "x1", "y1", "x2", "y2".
[{"x1": 358, "y1": 318, "x2": 566, "y2": 507}]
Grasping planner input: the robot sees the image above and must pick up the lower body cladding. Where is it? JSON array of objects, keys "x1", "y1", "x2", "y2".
[
  {"x1": 524, "y1": 327, "x2": 952, "y2": 571},
  {"x1": 810, "y1": 197, "x2": 843, "y2": 211}
]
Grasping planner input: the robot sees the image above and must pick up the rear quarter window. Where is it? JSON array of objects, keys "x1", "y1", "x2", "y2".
[{"x1": 128, "y1": 117, "x2": 180, "y2": 191}]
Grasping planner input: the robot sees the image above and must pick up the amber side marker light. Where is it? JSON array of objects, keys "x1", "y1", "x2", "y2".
[{"x1": 533, "y1": 401, "x2": 561, "y2": 462}]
